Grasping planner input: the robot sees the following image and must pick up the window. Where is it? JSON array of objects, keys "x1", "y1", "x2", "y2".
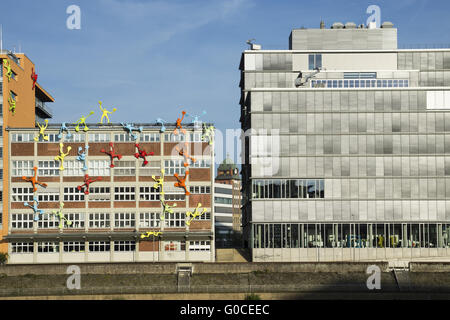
[
  {"x1": 139, "y1": 160, "x2": 161, "y2": 176},
  {"x1": 164, "y1": 212, "x2": 186, "y2": 228},
  {"x1": 308, "y1": 54, "x2": 322, "y2": 70},
  {"x1": 163, "y1": 240, "x2": 185, "y2": 251},
  {"x1": 64, "y1": 187, "x2": 85, "y2": 202},
  {"x1": 164, "y1": 192, "x2": 185, "y2": 201},
  {"x1": 88, "y1": 160, "x2": 111, "y2": 176},
  {"x1": 64, "y1": 133, "x2": 85, "y2": 142},
  {"x1": 141, "y1": 133, "x2": 160, "y2": 142},
  {"x1": 64, "y1": 213, "x2": 85, "y2": 228},
  {"x1": 139, "y1": 187, "x2": 160, "y2": 201},
  {"x1": 114, "y1": 241, "x2": 136, "y2": 252},
  {"x1": 114, "y1": 213, "x2": 135, "y2": 228},
  {"x1": 88, "y1": 241, "x2": 110, "y2": 252},
  {"x1": 189, "y1": 240, "x2": 211, "y2": 251},
  {"x1": 114, "y1": 133, "x2": 133, "y2": 142},
  {"x1": 89, "y1": 133, "x2": 110, "y2": 142},
  {"x1": 164, "y1": 133, "x2": 186, "y2": 142},
  {"x1": 164, "y1": 160, "x2": 185, "y2": 175},
  {"x1": 252, "y1": 179, "x2": 325, "y2": 199},
  {"x1": 0, "y1": 147, "x2": 3, "y2": 158},
  {"x1": 38, "y1": 134, "x2": 60, "y2": 143},
  {"x1": 37, "y1": 189, "x2": 60, "y2": 202},
  {"x1": 189, "y1": 186, "x2": 211, "y2": 194},
  {"x1": 37, "y1": 242, "x2": 59, "y2": 253},
  {"x1": 215, "y1": 197, "x2": 232, "y2": 204},
  {"x1": 190, "y1": 132, "x2": 203, "y2": 142},
  {"x1": 139, "y1": 212, "x2": 161, "y2": 228},
  {"x1": 114, "y1": 187, "x2": 135, "y2": 201},
  {"x1": 11, "y1": 242, "x2": 34, "y2": 253},
  {"x1": 38, "y1": 160, "x2": 60, "y2": 176},
  {"x1": 0, "y1": 169, "x2": 3, "y2": 180},
  {"x1": 192, "y1": 211, "x2": 211, "y2": 221},
  {"x1": 11, "y1": 133, "x2": 34, "y2": 142},
  {"x1": 38, "y1": 213, "x2": 58, "y2": 229},
  {"x1": 114, "y1": 160, "x2": 136, "y2": 176},
  {"x1": 191, "y1": 159, "x2": 211, "y2": 168},
  {"x1": 88, "y1": 187, "x2": 111, "y2": 201},
  {"x1": 11, "y1": 187, "x2": 34, "y2": 202},
  {"x1": 63, "y1": 160, "x2": 84, "y2": 176},
  {"x1": 89, "y1": 213, "x2": 110, "y2": 228},
  {"x1": 12, "y1": 160, "x2": 34, "y2": 177},
  {"x1": 63, "y1": 242, "x2": 85, "y2": 252},
  {"x1": 11, "y1": 213, "x2": 34, "y2": 229}
]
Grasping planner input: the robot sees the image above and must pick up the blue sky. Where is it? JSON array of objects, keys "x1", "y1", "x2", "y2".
[{"x1": 2, "y1": 0, "x2": 450, "y2": 163}]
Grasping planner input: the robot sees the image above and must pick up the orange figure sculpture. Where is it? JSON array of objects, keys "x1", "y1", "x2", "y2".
[
  {"x1": 173, "y1": 110, "x2": 187, "y2": 135},
  {"x1": 175, "y1": 142, "x2": 196, "y2": 167},
  {"x1": 22, "y1": 167, "x2": 47, "y2": 192},
  {"x1": 174, "y1": 171, "x2": 190, "y2": 195}
]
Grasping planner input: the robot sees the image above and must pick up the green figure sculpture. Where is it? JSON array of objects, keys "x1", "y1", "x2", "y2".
[
  {"x1": 74, "y1": 111, "x2": 94, "y2": 132},
  {"x1": 3, "y1": 59, "x2": 12, "y2": 81},
  {"x1": 52, "y1": 202, "x2": 72, "y2": 230},
  {"x1": 8, "y1": 94, "x2": 16, "y2": 114}
]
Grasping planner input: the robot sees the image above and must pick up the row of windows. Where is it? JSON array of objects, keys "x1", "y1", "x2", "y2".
[
  {"x1": 11, "y1": 241, "x2": 137, "y2": 253},
  {"x1": 163, "y1": 240, "x2": 211, "y2": 251},
  {"x1": 11, "y1": 187, "x2": 186, "y2": 202},
  {"x1": 311, "y1": 79, "x2": 409, "y2": 89},
  {"x1": 253, "y1": 223, "x2": 450, "y2": 249},
  {"x1": 10, "y1": 211, "x2": 210, "y2": 229},
  {"x1": 252, "y1": 179, "x2": 325, "y2": 199}
]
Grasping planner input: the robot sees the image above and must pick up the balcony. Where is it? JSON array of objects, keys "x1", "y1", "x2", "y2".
[{"x1": 35, "y1": 99, "x2": 53, "y2": 118}]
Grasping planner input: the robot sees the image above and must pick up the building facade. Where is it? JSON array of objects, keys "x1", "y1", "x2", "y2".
[
  {"x1": 240, "y1": 21, "x2": 450, "y2": 261},
  {"x1": 0, "y1": 50, "x2": 54, "y2": 254},
  {"x1": 4, "y1": 123, "x2": 215, "y2": 263},
  {"x1": 215, "y1": 157, "x2": 242, "y2": 247}
]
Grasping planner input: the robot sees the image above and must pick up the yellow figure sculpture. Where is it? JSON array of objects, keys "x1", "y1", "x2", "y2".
[
  {"x1": 140, "y1": 231, "x2": 162, "y2": 239},
  {"x1": 186, "y1": 203, "x2": 207, "y2": 226},
  {"x1": 160, "y1": 200, "x2": 177, "y2": 221},
  {"x1": 152, "y1": 169, "x2": 165, "y2": 196},
  {"x1": 54, "y1": 143, "x2": 72, "y2": 171},
  {"x1": 3, "y1": 59, "x2": 12, "y2": 81},
  {"x1": 8, "y1": 95, "x2": 16, "y2": 114},
  {"x1": 34, "y1": 120, "x2": 49, "y2": 141},
  {"x1": 74, "y1": 111, "x2": 94, "y2": 132},
  {"x1": 98, "y1": 101, "x2": 117, "y2": 124}
]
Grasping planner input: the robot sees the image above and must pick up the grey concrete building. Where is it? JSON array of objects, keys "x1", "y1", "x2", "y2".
[{"x1": 240, "y1": 21, "x2": 450, "y2": 262}]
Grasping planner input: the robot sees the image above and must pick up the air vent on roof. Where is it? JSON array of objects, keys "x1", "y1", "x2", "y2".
[
  {"x1": 381, "y1": 21, "x2": 394, "y2": 28},
  {"x1": 345, "y1": 22, "x2": 357, "y2": 29},
  {"x1": 331, "y1": 22, "x2": 344, "y2": 29}
]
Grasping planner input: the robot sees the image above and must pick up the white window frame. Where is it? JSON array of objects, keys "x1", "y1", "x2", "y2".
[
  {"x1": 63, "y1": 241, "x2": 85, "y2": 252},
  {"x1": 164, "y1": 192, "x2": 185, "y2": 201},
  {"x1": 89, "y1": 213, "x2": 110, "y2": 228},
  {"x1": 139, "y1": 187, "x2": 160, "y2": 201},
  {"x1": 11, "y1": 242, "x2": 34, "y2": 253},
  {"x1": 64, "y1": 213, "x2": 86, "y2": 228},
  {"x1": 189, "y1": 240, "x2": 211, "y2": 251},
  {"x1": 11, "y1": 187, "x2": 34, "y2": 202},
  {"x1": 114, "y1": 241, "x2": 136, "y2": 252},
  {"x1": 141, "y1": 133, "x2": 160, "y2": 142},
  {"x1": 89, "y1": 133, "x2": 110, "y2": 142},
  {"x1": 164, "y1": 160, "x2": 185, "y2": 175},
  {"x1": 64, "y1": 187, "x2": 85, "y2": 202},
  {"x1": 88, "y1": 160, "x2": 111, "y2": 176},
  {"x1": 163, "y1": 240, "x2": 185, "y2": 251},
  {"x1": 11, "y1": 213, "x2": 34, "y2": 229},
  {"x1": 88, "y1": 241, "x2": 110, "y2": 252},
  {"x1": 189, "y1": 186, "x2": 211, "y2": 194},
  {"x1": 38, "y1": 160, "x2": 60, "y2": 176},
  {"x1": 12, "y1": 160, "x2": 34, "y2": 177},
  {"x1": 37, "y1": 213, "x2": 59, "y2": 229},
  {"x1": 164, "y1": 133, "x2": 186, "y2": 142},
  {"x1": 114, "y1": 160, "x2": 136, "y2": 176},
  {"x1": 37, "y1": 188, "x2": 60, "y2": 202},
  {"x1": 11, "y1": 133, "x2": 34, "y2": 142},
  {"x1": 37, "y1": 242, "x2": 59, "y2": 253},
  {"x1": 139, "y1": 212, "x2": 161, "y2": 228},
  {"x1": 191, "y1": 159, "x2": 211, "y2": 168},
  {"x1": 114, "y1": 212, "x2": 135, "y2": 228},
  {"x1": 64, "y1": 133, "x2": 85, "y2": 142},
  {"x1": 63, "y1": 160, "x2": 84, "y2": 176},
  {"x1": 139, "y1": 160, "x2": 161, "y2": 176},
  {"x1": 114, "y1": 187, "x2": 135, "y2": 201},
  {"x1": 164, "y1": 212, "x2": 186, "y2": 228},
  {"x1": 114, "y1": 133, "x2": 133, "y2": 142},
  {"x1": 88, "y1": 187, "x2": 111, "y2": 202}
]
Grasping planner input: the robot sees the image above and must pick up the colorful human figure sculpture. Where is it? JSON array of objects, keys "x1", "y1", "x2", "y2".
[
  {"x1": 74, "y1": 111, "x2": 94, "y2": 132},
  {"x1": 24, "y1": 196, "x2": 45, "y2": 221},
  {"x1": 3, "y1": 59, "x2": 12, "y2": 81},
  {"x1": 58, "y1": 122, "x2": 72, "y2": 139},
  {"x1": 174, "y1": 171, "x2": 190, "y2": 195},
  {"x1": 173, "y1": 111, "x2": 187, "y2": 135},
  {"x1": 22, "y1": 167, "x2": 47, "y2": 192},
  {"x1": 156, "y1": 118, "x2": 167, "y2": 133},
  {"x1": 101, "y1": 142, "x2": 122, "y2": 168},
  {"x1": 186, "y1": 203, "x2": 207, "y2": 226},
  {"x1": 54, "y1": 143, "x2": 72, "y2": 171},
  {"x1": 77, "y1": 174, "x2": 102, "y2": 195},
  {"x1": 201, "y1": 123, "x2": 215, "y2": 145},
  {"x1": 152, "y1": 169, "x2": 165, "y2": 195},
  {"x1": 187, "y1": 110, "x2": 207, "y2": 128},
  {"x1": 76, "y1": 146, "x2": 89, "y2": 171},
  {"x1": 98, "y1": 101, "x2": 116, "y2": 124},
  {"x1": 120, "y1": 123, "x2": 143, "y2": 141},
  {"x1": 175, "y1": 142, "x2": 196, "y2": 167},
  {"x1": 31, "y1": 68, "x2": 38, "y2": 90},
  {"x1": 34, "y1": 120, "x2": 49, "y2": 142},
  {"x1": 51, "y1": 202, "x2": 72, "y2": 230},
  {"x1": 140, "y1": 231, "x2": 162, "y2": 239},
  {"x1": 135, "y1": 143, "x2": 154, "y2": 166},
  {"x1": 161, "y1": 200, "x2": 177, "y2": 219},
  {"x1": 8, "y1": 95, "x2": 16, "y2": 114}
]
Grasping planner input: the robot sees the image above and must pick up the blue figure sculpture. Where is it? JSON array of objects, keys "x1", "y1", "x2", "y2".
[
  {"x1": 187, "y1": 110, "x2": 207, "y2": 128},
  {"x1": 76, "y1": 145, "x2": 89, "y2": 171},
  {"x1": 156, "y1": 118, "x2": 167, "y2": 133},
  {"x1": 58, "y1": 122, "x2": 72, "y2": 139},
  {"x1": 24, "y1": 196, "x2": 45, "y2": 221},
  {"x1": 120, "y1": 123, "x2": 143, "y2": 141}
]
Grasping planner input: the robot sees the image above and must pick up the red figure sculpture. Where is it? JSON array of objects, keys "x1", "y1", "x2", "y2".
[
  {"x1": 101, "y1": 142, "x2": 122, "y2": 168},
  {"x1": 77, "y1": 174, "x2": 102, "y2": 195},
  {"x1": 173, "y1": 110, "x2": 187, "y2": 135},
  {"x1": 174, "y1": 171, "x2": 190, "y2": 195},
  {"x1": 134, "y1": 143, "x2": 154, "y2": 166},
  {"x1": 22, "y1": 167, "x2": 47, "y2": 192},
  {"x1": 175, "y1": 142, "x2": 196, "y2": 167},
  {"x1": 31, "y1": 68, "x2": 38, "y2": 90}
]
